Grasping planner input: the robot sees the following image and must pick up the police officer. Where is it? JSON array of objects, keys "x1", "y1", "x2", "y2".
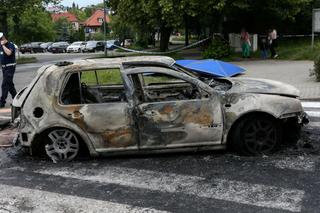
[{"x1": 0, "y1": 32, "x2": 17, "y2": 108}]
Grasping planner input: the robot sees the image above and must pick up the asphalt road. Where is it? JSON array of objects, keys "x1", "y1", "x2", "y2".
[{"x1": 0, "y1": 55, "x2": 319, "y2": 212}]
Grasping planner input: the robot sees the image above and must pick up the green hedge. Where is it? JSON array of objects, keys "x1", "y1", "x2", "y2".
[{"x1": 202, "y1": 37, "x2": 231, "y2": 59}]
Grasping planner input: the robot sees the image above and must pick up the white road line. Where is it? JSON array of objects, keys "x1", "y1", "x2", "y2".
[
  {"x1": 272, "y1": 157, "x2": 316, "y2": 172},
  {"x1": 34, "y1": 166, "x2": 304, "y2": 212},
  {"x1": 305, "y1": 111, "x2": 320, "y2": 117},
  {"x1": 302, "y1": 102, "x2": 320, "y2": 108},
  {"x1": 0, "y1": 183, "x2": 167, "y2": 213},
  {"x1": 0, "y1": 116, "x2": 10, "y2": 120}
]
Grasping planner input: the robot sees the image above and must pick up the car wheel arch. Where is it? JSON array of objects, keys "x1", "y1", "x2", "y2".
[
  {"x1": 225, "y1": 111, "x2": 280, "y2": 150},
  {"x1": 31, "y1": 126, "x2": 94, "y2": 158}
]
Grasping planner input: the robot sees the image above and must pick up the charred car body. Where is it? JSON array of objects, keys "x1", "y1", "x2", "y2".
[{"x1": 12, "y1": 56, "x2": 308, "y2": 161}]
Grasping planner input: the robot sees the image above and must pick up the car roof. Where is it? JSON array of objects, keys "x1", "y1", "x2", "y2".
[{"x1": 39, "y1": 56, "x2": 176, "y2": 77}]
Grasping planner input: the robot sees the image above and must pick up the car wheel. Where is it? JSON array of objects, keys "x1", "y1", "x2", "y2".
[
  {"x1": 230, "y1": 114, "x2": 281, "y2": 156},
  {"x1": 44, "y1": 128, "x2": 80, "y2": 162}
]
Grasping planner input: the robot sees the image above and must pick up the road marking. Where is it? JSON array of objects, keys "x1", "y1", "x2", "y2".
[
  {"x1": 0, "y1": 108, "x2": 11, "y2": 113},
  {"x1": 272, "y1": 157, "x2": 316, "y2": 172},
  {"x1": 305, "y1": 111, "x2": 320, "y2": 117},
  {"x1": 0, "y1": 183, "x2": 167, "y2": 213},
  {"x1": 34, "y1": 166, "x2": 304, "y2": 212},
  {"x1": 301, "y1": 102, "x2": 320, "y2": 108},
  {"x1": 0, "y1": 116, "x2": 10, "y2": 120}
]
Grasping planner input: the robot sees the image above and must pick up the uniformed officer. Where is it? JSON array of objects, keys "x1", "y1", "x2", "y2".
[{"x1": 0, "y1": 32, "x2": 17, "y2": 108}]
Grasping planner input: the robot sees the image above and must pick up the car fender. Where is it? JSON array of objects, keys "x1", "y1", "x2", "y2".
[
  {"x1": 37, "y1": 121, "x2": 99, "y2": 157},
  {"x1": 222, "y1": 93, "x2": 303, "y2": 143}
]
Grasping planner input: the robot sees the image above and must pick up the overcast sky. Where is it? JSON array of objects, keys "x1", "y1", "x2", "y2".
[{"x1": 60, "y1": 0, "x2": 103, "y2": 7}]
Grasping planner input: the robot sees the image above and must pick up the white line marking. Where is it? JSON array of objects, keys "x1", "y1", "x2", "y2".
[
  {"x1": 0, "y1": 183, "x2": 167, "y2": 213},
  {"x1": 302, "y1": 102, "x2": 320, "y2": 108},
  {"x1": 272, "y1": 157, "x2": 316, "y2": 172},
  {"x1": 305, "y1": 111, "x2": 320, "y2": 117},
  {"x1": 0, "y1": 116, "x2": 10, "y2": 120},
  {"x1": 34, "y1": 166, "x2": 304, "y2": 212}
]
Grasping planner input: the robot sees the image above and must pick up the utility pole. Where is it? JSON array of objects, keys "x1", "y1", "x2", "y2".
[{"x1": 103, "y1": 0, "x2": 107, "y2": 56}]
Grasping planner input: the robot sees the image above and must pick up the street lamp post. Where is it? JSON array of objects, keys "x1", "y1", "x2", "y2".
[{"x1": 103, "y1": 0, "x2": 107, "y2": 56}]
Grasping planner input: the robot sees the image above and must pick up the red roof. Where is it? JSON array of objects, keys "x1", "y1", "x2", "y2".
[
  {"x1": 84, "y1": 9, "x2": 111, "y2": 27},
  {"x1": 51, "y1": 12, "x2": 78, "y2": 22}
]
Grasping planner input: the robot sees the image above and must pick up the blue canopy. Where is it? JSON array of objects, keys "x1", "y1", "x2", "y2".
[{"x1": 176, "y1": 59, "x2": 245, "y2": 77}]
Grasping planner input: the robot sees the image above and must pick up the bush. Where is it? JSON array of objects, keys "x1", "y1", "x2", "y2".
[
  {"x1": 202, "y1": 37, "x2": 231, "y2": 59},
  {"x1": 310, "y1": 55, "x2": 320, "y2": 82}
]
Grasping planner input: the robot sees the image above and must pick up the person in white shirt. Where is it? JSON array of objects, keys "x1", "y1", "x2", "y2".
[{"x1": 268, "y1": 28, "x2": 278, "y2": 59}]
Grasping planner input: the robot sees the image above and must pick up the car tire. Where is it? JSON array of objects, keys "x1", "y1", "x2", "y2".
[
  {"x1": 230, "y1": 114, "x2": 281, "y2": 156},
  {"x1": 44, "y1": 128, "x2": 80, "y2": 162}
]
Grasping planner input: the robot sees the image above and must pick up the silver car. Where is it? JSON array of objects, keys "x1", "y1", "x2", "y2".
[
  {"x1": 12, "y1": 56, "x2": 308, "y2": 162},
  {"x1": 66, "y1": 41, "x2": 86, "y2": 53}
]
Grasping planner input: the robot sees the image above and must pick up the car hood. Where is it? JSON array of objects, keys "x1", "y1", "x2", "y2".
[{"x1": 226, "y1": 78, "x2": 300, "y2": 97}]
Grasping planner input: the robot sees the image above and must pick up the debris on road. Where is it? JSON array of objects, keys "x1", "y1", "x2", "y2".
[{"x1": 0, "y1": 126, "x2": 17, "y2": 148}]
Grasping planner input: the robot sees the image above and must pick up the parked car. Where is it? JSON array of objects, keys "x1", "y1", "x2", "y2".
[
  {"x1": 19, "y1": 43, "x2": 32, "y2": 54},
  {"x1": 31, "y1": 42, "x2": 44, "y2": 53},
  {"x1": 19, "y1": 42, "x2": 43, "y2": 54},
  {"x1": 40, "y1": 42, "x2": 53, "y2": 52},
  {"x1": 11, "y1": 56, "x2": 308, "y2": 162},
  {"x1": 50, "y1": 42, "x2": 69, "y2": 53},
  {"x1": 83, "y1": 41, "x2": 105, "y2": 52},
  {"x1": 67, "y1": 41, "x2": 86, "y2": 53},
  {"x1": 106, "y1": 40, "x2": 120, "y2": 50}
]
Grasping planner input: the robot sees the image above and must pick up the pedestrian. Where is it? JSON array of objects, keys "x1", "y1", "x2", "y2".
[
  {"x1": 240, "y1": 28, "x2": 251, "y2": 58},
  {"x1": 268, "y1": 28, "x2": 278, "y2": 58},
  {"x1": 0, "y1": 32, "x2": 17, "y2": 108},
  {"x1": 260, "y1": 37, "x2": 268, "y2": 59}
]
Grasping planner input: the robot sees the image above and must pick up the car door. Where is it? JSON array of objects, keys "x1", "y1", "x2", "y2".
[
  {"x1": 127, "y1": 67, "x2": 224, "y2": 149},
  {"x1": 57, "y1": 69, "x2": 137, "y2": 152}
]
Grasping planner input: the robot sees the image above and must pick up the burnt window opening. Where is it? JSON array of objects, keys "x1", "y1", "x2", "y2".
[
  {"x1": 61, "y1": 72, "x2": 81, "y2": 105},
  {"x1": 130, "y1": 72, "x2": 205, "y2": 103},
  {"x1": 61, "y1": 69, "x2": 127, "y2": 105}
]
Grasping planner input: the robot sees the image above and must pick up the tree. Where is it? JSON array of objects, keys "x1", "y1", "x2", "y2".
[
  {"x1": 8, "y1": 7, "x2": 56, "y2": 44},
  {"x1": 0, "y1": 0, "x2": 58, "y2": 35},
  {"x1": 54, "y1": 17, "x2": 72, "y2": 41},
  {"x1": 109, "y1": 0, "x2": 313, "y2": 51},
  {"x1": 110, "y1": 15, "x2": 134, "y2": 46},
  {"x1": 109, "y1": 0, "x2": 185, "y2": 51}
]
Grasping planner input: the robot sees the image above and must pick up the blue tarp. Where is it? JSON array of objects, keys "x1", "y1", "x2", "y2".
[{"x1": 176, "y1": 59, "x2": 245, "y2": 77}]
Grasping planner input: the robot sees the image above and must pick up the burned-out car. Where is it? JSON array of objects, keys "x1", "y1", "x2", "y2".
[{"x1": 12, "y1": 56, "x2": 308, "y2": 161}]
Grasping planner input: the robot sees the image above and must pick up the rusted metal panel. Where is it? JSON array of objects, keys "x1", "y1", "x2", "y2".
[{"x1": 137, "y1": 99, "x2": 223, "y2": 147}]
